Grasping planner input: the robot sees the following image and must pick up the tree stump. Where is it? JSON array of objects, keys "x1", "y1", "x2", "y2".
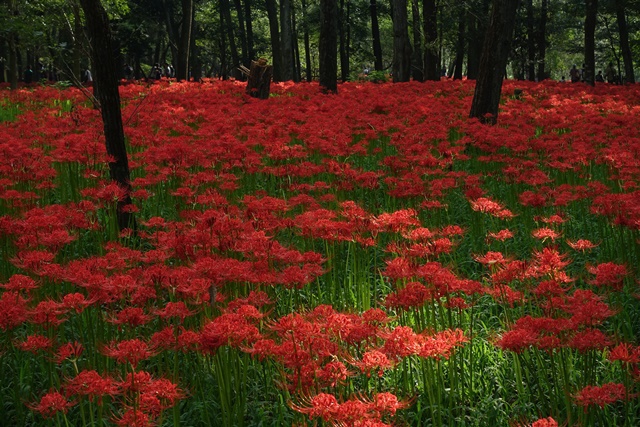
[{"x1": 245, "y1": 59, "x2": 272, "y2": 99}]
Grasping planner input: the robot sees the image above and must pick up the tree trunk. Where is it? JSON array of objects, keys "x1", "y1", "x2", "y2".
[
  {"x1": 466, "y1": 0, "x2": 489, "y2": 80},
  {"x1": 233, "y1": 0, "x2": 249, "y2": 67},
  {"x1": 423, "y1": 0, "x2": 439, "y2": 80},
  {"x1": 246, "y1": 59, "x2": 272, "y2": 99},
  {"x1": 469, "y1": 0, "x2": 519, "y2": 125},
  {"x1": 537, "y1": 0, "x2": 547, "y2": 80},
  {"x1": 292, "y1": 4, "x2": 302, "y2": 82},
  {"x1": 7, "y1": 0, "x2": 18, "y2": 90},
  {"x1": 615, "y1": 0, "x2": 634, "y2": 83},
  {"x1": 584, "y1": 0, "x2": 597, "y2": 86},
  {"x1": 411, "y1": 0, "x2": 423, "y2": 81},
  {"x1": 339, "y1": 0, "x2": 349, "y2": 82},
  {"x1": 244, "y1": 0, "x2": 255, "y2": 62},
  {"x1": 526, "y1": 0, "x2": 535, "y2": 81},
  {"x1": 78, "y1": 0, "x2": 135, "y2": 233},
  {"x1": 301, "y1": 0, "x2": 312, "y2": 81},
  {"x1": 265, "y1": 0, "x2": 283, "y2": 81},
  {"x1": 392, "y1": 0, "x2": 412, "y2": 82},
  {"x1": 280, "y1": 0, "x2": 294, "y2": 81},
  {"x1": 370, "y1": 0, "x2": 383, "y2": 71},
  {"x1": 220, "y1": 0, "x2": 240, "y2": 79},
  {"x1": 319, "y1": 0, "x2": 338, "y2": 93},
  {"x1": 453, "y1": 5, "x2": 465, "y2": 80},
  {"x1": 176, "y1": 0, "x2": 193, "y2": 81}
]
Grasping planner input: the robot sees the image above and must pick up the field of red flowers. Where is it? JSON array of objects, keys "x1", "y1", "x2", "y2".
[{"x1": 0, "y1": 79, "x2": 638, "y2": 427}]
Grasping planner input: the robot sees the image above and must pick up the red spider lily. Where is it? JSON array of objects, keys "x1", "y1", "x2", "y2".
[
  {"x1": 55, "y1": 341, "x2": 84, "y2": 364},
  {"x1": 474, "y1": 251, "x2": 512, "y2": 266},
  {"x1": 60, "y1": 292, "x2": 95, "y2": 313},
  {"x1": 17, "y1": 334, "x2": 54, "y2": 354},
  {"x1": 0, "y1": 291, "x2": 29, "y2": 330},
  {"x1": 574, "y1": 382, "x2": 627, "y2": 409},
  {"x1": 112, "y1": 408, "x2": 154, "y2": 427},
  {"x1": 102, "y1": 339, "x2": 158, "y2": 369},
  {"x1": 419, "y1": 329, "x2": 468, "y2": 360},
  {"x1": 29, "y1": 390, "x2": 76, "y2": 419},
  {"x1": 487, "y1": 228, "x2": 514, "y2": 241},
  {"x1": 64, "y1": 370, "x2": 119, "y2": 401},
  {"x1": 469, "y1": 197, "x2": 515, "y2": 219},
  {"x1": 290, "y1": 392, "x2": 340, "y2": 421},
  {"x1": 384, "y1": 281, "x2": 432, "y2": 310},
  {"x1": 1, "y1": 274, "x2": 39, "y2": 292},
  {"x1": 351, "y1": 349, "x2": 395, "y2": 377},
  {"x1": 108, "y1": 307, "x2": 153, "y2": 327},
  {"x1": 29, "y1": 299, "x2": 68, "y2": 326},
  {"x1": 529, "y1": 416, "x2": 558, "y2": 427},
  {"x1": 608, "y1": 343, "x2": 640, "y2": 365},
  {"x1": 153, "y1": 301, "x2": 195, "y2": 321},
  {"x1": 199, "y1": 312, "x2": 262, "y2": 353},
  {"x1": 531, "y1": 227, "x2": 562, "y2": 242},
  {"x1": 587, "y1": 262, "x2": 628, "y2": 291},
  {"x1": 317, "y1": 360, "x2": 351, "y2": 387},
  {"x1": 566, "y1": 238, "x2": 598, "y2": 251},
  {"x1": 567, "y1": 329, "x2": 612, "y2": 353}
]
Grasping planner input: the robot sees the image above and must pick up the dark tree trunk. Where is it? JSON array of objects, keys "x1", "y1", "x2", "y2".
[
  {"x1": 615, "y1": 0, "x2": 634, "y2": 83},
  {"x1": 466, "y1": 0, "x2": 489, "y2": 80},
  {"x1": 301, "y1": 0, "x2": 312, "y2": 81},
  {"x1": 411, "y1": 0, "x2": 423, "y2": 81},
  {"x1": 162, "y1": 0, "x2": 179, "y2": 64},
  {"x1": 233, "y1": 0, "x2": 249, "y2": 67},
  {"x1": 244, "y1": 0, "x2": 255, "y2": 62},
  {"x1": 280, "y1": 0, "x2": 294, "y2": 81},
  {"x1": 423, "y1": 0, "x2": 439, "y2": 80},
  {"x1": 72, "y1": 3, "x2": 83, "y2": 82},
  {"x1": 7, "y1": 0, "x2": 18, "y2": 90},
  {"x1": 319, "y1": 0, "x2": 338, "y2": 93},
  {"x1": 246, "y1": 59, "x2": 272, "y2": 99},
  {"x1": 370, "y1": 0, "x2": 383, "y2": 71},
  {"x1": 453, "y1": 5, "x2": 466, "y2": 80},
  {"x1": 78, "y1": 0, "x2": 135, "y2": 232},
  {"x1": 339, "y1": 0, "x2": 349, "y2": 82},
  {"x1": 584, "y1": 0, "x2": 597, "y2": 86},
  {"x1": 292, "y1": 4, "x2": 302, "y2": 82},
  {"x1": 220, "y1": 0, "x2": 241, "y2": 78},
  {"x1": 469, "y1": 0, "x2": 519, "y2": 125},
  {"x1": 265, "y1": 0, "x2": 283, "y2": 81},
  {"x1": 176, "y1": 0, "x2": 194, "y2": 81},
  {"x1": 526, "y1": 0, "x2": 535, "y2": 81},
  {"x1": 392, "y1": 0, "x2": 412, "y2": 82},
  {"x1": 537, "y1": 0, "x2": 547, "y2": 80}
]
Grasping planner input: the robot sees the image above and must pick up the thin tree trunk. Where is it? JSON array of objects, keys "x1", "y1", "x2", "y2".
[
  {"x1": 526, "y1": 0, "x2": 535, "y2": 80},
  {"x1": 292, "y1": 4, "x2": 302, "y2": 82},
  {"x1": 467, "y1": 0, "x2": 490, "y2": 80},
  {"x1": 233, "y1": 0, "x2": 249, "y2": 67},
  {"x1": 339, "y1": 0, "x2": 348, "y2": 82},
  {"x1": 280, "y1": 0, "x2": 294, "y2": 81},
  {"x1": 423, "y1": 0, "x2": 439, "y2": 80},
  {"x1": 78, "y1": 0, "x2": 135, "y2": 233},
  {"x1": 162, "y1": 0, "x2": 179, "y2": 70},
  {"x1": 7, "y1": 0, "x2": 18, "y2": 90},
  {"x1": 392, "y1": 0, "x2": 412, "y2": 82},
  {"x1": 220, "y1": 0, "x2": 240, "y2": 78},
  {"x1": 453, "y1": 5, "x2": 465, "y2": 80},
  {"x1": 319, "y1": 0, "x2": 338, "y2": 92},
  {"x1": 244, "y1": 0, "x2": 255, "y2": 62},
  {"x1": 265, "y1": 0, "x2": 283, "y2": 81},
  {"x1": 615, "y1": 0, "x2": 634, "y2": 83},
  {"x1": 411, "y1": 0, "x2": 423, "y2": 81},
  {"x1": 370, "y1": 0, "x2": 383, "y2": 71},
  {"x1": 469, "y1": 0, "x2": 519, "y2": 125},
  {"x1": 537, "y1": 0, "x2": 547, "y2": 80},
  {"x1": 584, "y1": 0, "x2": 597, "y2": 86},
  {"x1": 301, "y1": 0, "x2": 312, "y2": 81},
  {"x1": 176, "y1": 0, "x2": 193, "y2": 81}
]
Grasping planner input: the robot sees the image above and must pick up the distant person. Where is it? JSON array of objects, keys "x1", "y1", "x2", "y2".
[
  {"x1": 24, "y1": 66, "x2": 33, "y2": 84},
  {"x1": 570, "y1": 65, "x2": 580, "y2": 83},
  {"x1": 559, "y1": 76, "x2": 566, "y2": 83},
  {"x1": 595, "y1": 71, "x2": 604, "y2": 83},
  {"x1": 605, "y1": 62, "x2": 616, "y2": 84}
]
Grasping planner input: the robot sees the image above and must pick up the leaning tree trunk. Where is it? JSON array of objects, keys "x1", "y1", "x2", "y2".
[
  {"x1": 615, "y1": 0, "x2": 634, "y2": 83},
  {"x1": 537, "y1": 0, "x2": 547, "y2": 80},
  {"x1": 78, "y1": 0, "x2": 135, "y2": 233},
  {"x1": 584, "y1": 0, "x2": 597, "y2": 86},
  {"x1": 469, "y1": 0, "x2": 519, "y2": 125},
  {"x1": 370, "y1": 0, "x2": 383, "y2": 71},
  {"x1": 319, "y1": 0, "x2": 338, "y2": 93},
  {"x1": 176, "y1": 0, "x2": 194, "y2": 81},
  {"x1": 423, "y1": 0, "x2": 439, "y2": 80},
  {"x1": 392, "y1": 0, "x2": 412, "y2": 82}
]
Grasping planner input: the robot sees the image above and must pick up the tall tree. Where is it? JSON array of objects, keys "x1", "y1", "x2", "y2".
[
  {"x1": 584, "y1": 0, "x2": 597, "y2": 86},
  {"x1": 370, "y1": 0, "x2": 383, "y2": 71},
  {"x1": 469, "y1": 0, "x2": 519, "y2": 125},
  {"x1": 526, "y1": 0, "x2": 535, "y2": 80},
  {"x1": 233, "y1": 0, "x2": 249, "y2": 67},
  {"x1": 615, "y1": 0, "x2": 634, "y2": 83},
  {"x1": 301, "y1": 0, "x2": 312, "y2": 81},
  {"x1": 6, "y1": 0, "x2": 18, "y2": 89},
  {"x1": 537, "y1": 0, "x2": 547, "y2": 80},
  {"x1": 453, "y1": 4, "x2": 466, "y2": 80},
  {"x1": 339, "y1": 0, "x2": 350, "y2": 82},
  {"x1": 392, "y1": 0, "x2": 412, "y2": 82},
  {"x1": 280, "y1": 0, "x2": 294, "y2": 80},
  {"x1": 77, "y1": 0, "x2": 135, "y2": 232},
  {"x1": 411, "y1": 0, "x2": 423, "y2": 81},
  {"x1": 176, "y1": 0, "x2": 194, "y2": 81},
  {"x1": 220, "y1": 0, "x2": 241, "y2": 78},
  {"x1": 319, "y1": 0, "x2": 338, "y2": 92},
  {"x1": 244, "y1": 0, "x2": 255, "y2": 62},
  {"x1": 265, "y1": 0, "x2": 283, "y2": 81},
  {"x1": 423, "y1": 0, "x2": 439, "y2": 80}
]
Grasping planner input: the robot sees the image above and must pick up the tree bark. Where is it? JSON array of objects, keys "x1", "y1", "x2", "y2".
[
  {"x1": 280, "y1": 0, "x2": 294, "y2": 81},
  {"x1": 220, "y1": 0, "x2": 240, "y2": 79},
  {"x1": 526, "y1": 0, "x2": 535, "y2": 81},
  {"x1": 392, "y1": 0, "x2": 412, "y2": 82},
  {"x1": 469, "y1": 0, "x2": 519, "y2": 125},
  {"x1": 233, "y1": 0, "x2": 249, "y2": 67},
  {"x1": 339, "y1": 0, "x2": 349, "y2": 82},
  {"x1": 244, "y1": 0, "x2": 255, "y2": 62},
  {"x1": 615, "y1": 0, "x2": 634, "y2": 83},
  {"x1": 584, "y1": 0, "x2": 597, "y2": 86},
  {"x1": 265, "y1": 0, "x2": 283, "y2": 81},
  {"x1": 537, "y1": 0, "x2": 547, "y2": 80},
  {"x1": 423, "y1": 0, "x2": 439, "y2": 80},
  {"x1": 301, "y1": 0, "x2": 312, "y2": 81},
  {"x1": 319, "y1": 0, "x2": 338, "y2": 93},
  {"x1": 78, "y1": 0, "x2": 135, "y2": 232},
  {"x1": 453, "y1": 5, "x2": 465, "y2": 80},
  {"x1": 176, "y1": 0, "x2": 194, "y2": 81},
  {"x1": 246, "y1": 59, "x2": 272, "y2": 99},
  {"x1": 370, "y1": 0, "x2": 383, "y2": 71},
  {"x1": 411, "y1": 0, "x2": 423, "y2": 81}
]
